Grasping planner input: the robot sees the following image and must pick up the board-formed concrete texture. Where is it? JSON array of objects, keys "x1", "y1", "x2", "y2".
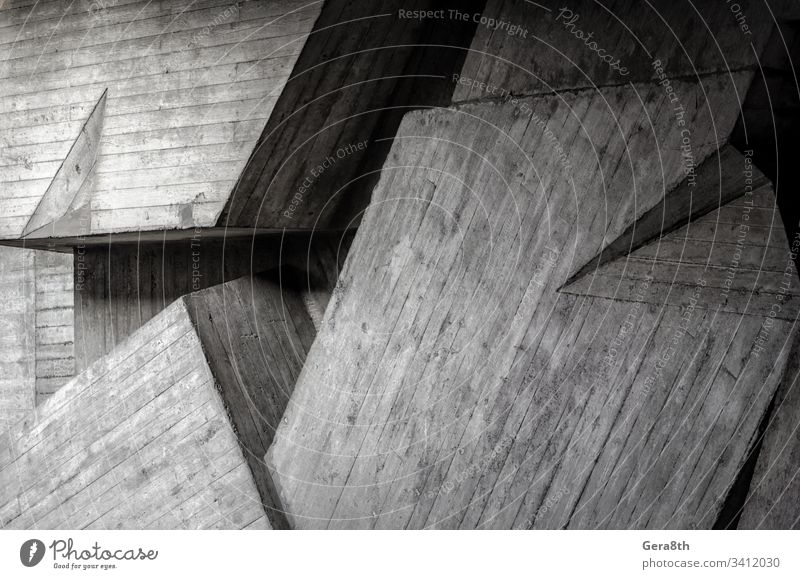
[
  {"x1": 265, "y1": 70, "x2": 799, "y2": 529},
  {"x1": 185, "y1": 268, "x2": 319, "y2": 529},
  {"x1": 0, "y1": 246, "x2": 74, "y2": 429},
  {"x1": 561, "y1": 182, "x2": 800, "y2": 319},
  {"x1": 452, "y1": 0, "x2": 796, "y2": 101},
  {"x1": 739, "y1": 328, "x2": 800, "y2": 529},
  {"x1": 21, "y1": 90, "x2": 107, "y2": 238},
  {"x1": 0, "y1": 0, "x2": 481, "y2": 244},
  {"x1": 2, "y1": 0, "x2": 800, "y2": 532},
  {"x1": 217, "y1": 0, "x2": 483, "y2": 231},
  {"x1": 73, "y1": 232, "x2": 351, "y2": 371},
  {"x1": 32, "y1": 249, "x2": 75, "y2": 405},
  {"x1": 0, "y1": 0, "x2": 322, "y2": 239},
  {"x1": 0, "y1": 247, "x2": 35, "y2": 431},
  {"x1": 0, "y1": 298, "x2": 270, "y2": 530}
]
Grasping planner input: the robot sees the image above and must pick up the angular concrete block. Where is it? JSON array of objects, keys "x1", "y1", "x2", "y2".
[{"x1": 1, "y1": 267, "x2": 321, "y2": 529}]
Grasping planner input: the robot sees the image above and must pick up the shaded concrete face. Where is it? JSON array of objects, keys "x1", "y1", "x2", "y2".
[
  {"x1": 453, "y1": 0, "x2": 787, "y2": 101},
  {"x1": 185, "y1": 268, "x2": 320, "y2": 529},
  {"x1": 218, "y1": 0, "x2": 486, "y2": 231},
  {"x1": 73, "y1": 233, "x2": 352, "y2": 371},
  {"x1": 731, "y1": 20, "x2": 800, "y2": 264}
]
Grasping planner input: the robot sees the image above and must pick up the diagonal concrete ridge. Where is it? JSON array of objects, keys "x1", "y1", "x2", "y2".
[
  {"x1": 0, "y1": 267, "x2": 321, "y2": 530},
  {"x1": 23, "y1": 204, "x2": 92, "y2": 240}
]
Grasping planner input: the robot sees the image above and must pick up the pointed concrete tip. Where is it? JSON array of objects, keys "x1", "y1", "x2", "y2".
[{"x1": 558, "y1": 144, "x2": 768, "y2": 294}]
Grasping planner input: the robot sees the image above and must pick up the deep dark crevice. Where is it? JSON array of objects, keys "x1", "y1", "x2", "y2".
[
  {"x1": 331, "y1": 0, "x2": 488, "y2": 229},
  {"x1": 730, "y1": 20, "x2": 800, "y2": 270},
  {"x1": 218, "y1": 0, "x2": 487, "y2": 231},
  {"x1": 184, "y1": 266, "x2": 322, "y2": 531},
  {"x1": 713, "y1": 394, "x2": 777, "y2": 529}
]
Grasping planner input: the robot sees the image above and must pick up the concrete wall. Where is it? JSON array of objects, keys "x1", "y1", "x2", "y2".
[
  {"x1": 264, "y1": 66, "x2": 797, "y2": 528},
  {"x1": 3, "y1": 0, "x2": 798, "y2": 531},
  {"x1": 186, "y1": 268, "x2": 318, "y2": 528},
  {"x1": 33, "y1": 249, "x2": 75, "y2": 404},
  {"x1": 0, "y1": 246, "x2": 73, "y2": 430},
  {"x1": 0, "y1": 247, "x2": 35, "y2": 431},
  {"x1": 0, "y1": 259, "x2": 328, "y2": 530},
  {"x1": 74, "y1": 232, "x2": 351, "y2": 371},
  {"x1": 562, "y1": 179, "x2": 800, "y2": 320},
  {"x1": 739, "y1": 328, "x2": 800, "y2": 530},
  {"x1": 0, "y1": 0, "x2": 321, "y2": 238},
  {"x1": 452, "y1": 0, "x2": 786, "y2": 102}
]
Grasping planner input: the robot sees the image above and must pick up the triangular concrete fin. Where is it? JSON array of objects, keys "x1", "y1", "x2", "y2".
[
  {"x1": 22, "y1": 88, "x2": 107, "y2": 237},
  {"x1": 562, "y1": 144, "x2": 769, "y2": 289},
  {"x1": 561, "y1": 181, "x2": 800, "y2": 319}
]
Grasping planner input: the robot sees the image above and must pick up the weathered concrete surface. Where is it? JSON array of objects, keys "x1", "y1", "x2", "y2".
[
  {"x1": 0, "y1": 247, "x2": 36, "y2": 431},
  {"x1": 1, "y1": 253, "x2": 330, "y2": 529},
  {"x1": 218, "y1": 0, "x2": 484, "y2": 231},
  {"x1": 3, "y1": 0, "x2": 796, "y2": 532},
  {"x1": 0, "y1": 246, "x2": 74, "y2": 429},
  {"x1": 22, "y1": 90, "x2": 107, "y2": 238},
  {"x1": 0, "y1": 0, "x2": 321, "y2": 239},
  {"x1": 453, "y1": 0, "x2": 789, "y2": 102},
  {"x1": 264, "y1": 71, "x2": 796, "y2": 528},
  {"x1": 561, "y1": 182, "x2": 800, "y2": 320},
  {"x1": 0, "y1": 299, "x2": 270, "y2": 530},
  {"x1": 186, "y1": 268, "x2": 318, "y2": 529},
  {"x1": 562, "y1": 146, "x2": 769, "y2": 289},
  {"x1": 33, "y1": 250, "x2": 75, "y2": 405},
  {"x1": 0, "y1": 0, "x2": 485, "y2": 242},
  {"x1": 74, "y1": 232, "x2": 351, "y2": 371},
  {"x1": 739, "y1": 286, "x2": 800, "y2": 529}
]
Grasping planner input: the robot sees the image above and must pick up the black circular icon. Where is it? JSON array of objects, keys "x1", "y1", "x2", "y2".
[{"x1": 20, "y1": 539, "x2": 45, "y2": 567}]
